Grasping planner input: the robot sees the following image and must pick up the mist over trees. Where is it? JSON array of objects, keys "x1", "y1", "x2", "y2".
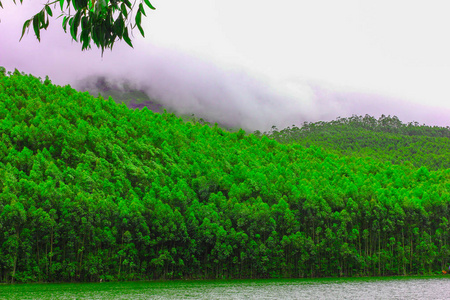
[{"x1": 1, "y1": 69, "x2": 450, "y2": 283}]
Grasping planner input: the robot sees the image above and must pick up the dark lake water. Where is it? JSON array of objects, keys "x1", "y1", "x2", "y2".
[{"x1": 1, "y1": 276, "x2": 450, "y2": 299}]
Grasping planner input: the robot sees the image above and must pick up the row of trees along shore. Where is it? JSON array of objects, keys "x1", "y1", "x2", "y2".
[{"x1": 1, "y1": 68, "x2": 450, "y2": 283}]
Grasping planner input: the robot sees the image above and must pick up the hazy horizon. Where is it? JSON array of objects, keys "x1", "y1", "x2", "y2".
[{"x1": 1, "y1": 1, "x2": 449, "y2": 130}]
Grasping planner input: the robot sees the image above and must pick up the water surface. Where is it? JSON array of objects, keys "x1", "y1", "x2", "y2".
[{"x1": 1, "y1": 276, "x2": 449, "y2": 299}]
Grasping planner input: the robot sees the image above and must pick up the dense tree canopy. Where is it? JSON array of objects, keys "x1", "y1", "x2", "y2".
[
  {"x1": 2, "y1": 0, "x2": 155, "y2": 53},
  {"x1": 264, "y1": 115, "x2": 450, "y2": 171},
  {"x1": 1, "y1": 68, "x2": 450, "y2": 283}
]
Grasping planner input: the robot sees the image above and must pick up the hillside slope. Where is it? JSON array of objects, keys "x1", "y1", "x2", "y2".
[
  {"x1": 77, "y1": 76, "x2": 165, "y2": 112},
  {"x1": 1, "y1": 69, "x2": 450, "y2": 283},
  {"x1": 266, "y1": 115, "x2": 450, "y2": 170}
]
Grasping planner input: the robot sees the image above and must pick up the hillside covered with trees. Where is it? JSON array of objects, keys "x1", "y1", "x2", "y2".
[
  {"x1": 264, "y1": 115, "x2": 450, "y2": 171},
  {"x1": 1, "y1": 69, "x2": 450, "y2": 283}
]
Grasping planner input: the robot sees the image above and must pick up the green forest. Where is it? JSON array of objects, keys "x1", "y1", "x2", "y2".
[
  {"x1": 263, "y1": 115, "x2": 450, "y2": 171},
  {"x1": 1, "y1": 68, "x2": 450, "y2": 283}
]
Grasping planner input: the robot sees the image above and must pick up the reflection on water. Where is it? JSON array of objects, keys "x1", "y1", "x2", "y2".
[{"x1": 2, "y1": 276, "x2": 450, "y2": 300}]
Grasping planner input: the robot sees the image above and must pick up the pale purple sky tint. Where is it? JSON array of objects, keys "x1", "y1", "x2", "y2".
[{"x1": 1, "y1": 0, "x2": 450, "y2": 130}]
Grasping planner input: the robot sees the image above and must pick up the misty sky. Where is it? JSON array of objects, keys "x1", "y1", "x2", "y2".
[{"x1": 1, "y1": 1, "x2": 450, "y2": 130}]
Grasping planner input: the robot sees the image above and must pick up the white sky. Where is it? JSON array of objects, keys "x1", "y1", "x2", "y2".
[
  {"x1": 147, "y1": 0, "x2": 450, "y2": 105},
  {"x1": 1, "y1": 0, "x2": 450, "y2": 129}
]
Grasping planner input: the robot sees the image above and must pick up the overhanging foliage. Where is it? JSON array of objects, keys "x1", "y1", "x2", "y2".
[{"x1": 3, "y1": 0, "x2": 155, "y2": 53}]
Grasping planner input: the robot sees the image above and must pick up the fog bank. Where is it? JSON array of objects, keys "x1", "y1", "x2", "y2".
[{"x1": 1, "y1": 1, "x2": 449, "y2": 131}]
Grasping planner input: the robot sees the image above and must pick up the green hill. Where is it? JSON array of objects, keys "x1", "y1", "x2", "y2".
[
  {"x1": 265, "y1": 115, "x2": 450, "y2": 170},
  {"x1": 77, "y1": 76, "x2": 165, "y2": 112},
  {"x1": 1, "y1": 68, "x2": 450, "y2": 283}
]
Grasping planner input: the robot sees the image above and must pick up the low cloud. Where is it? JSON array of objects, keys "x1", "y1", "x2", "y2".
[
  {"x1": 75, "y1": 48, "x2": 450, "y2": 131},
  {"x1": 1, "y1": 2, "x2": 448, "y2": 132}
]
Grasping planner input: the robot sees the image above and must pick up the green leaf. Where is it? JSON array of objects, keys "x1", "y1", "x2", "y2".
[
  {"x1": 137, "y1": 23, "x2": 145, "y2": 37},
  {"x1": 120, "y1": 3, "x2": 128, "y2": 18},
  {"x1": 69, "y1": 18, "x2": 77, "y2": 41},
  {"x1": 72, "y1": 0, "x2": 80, "y2": 10},
  {"x1": 60, "y1": 0, "x2": 64, "y2": 11},
  {"x1": 123, "y1": 28, "x2": 133, "y2": 48},
  {"x1": 144, "y1": 0, "x2": 156, "y2": 10},
  {"x1": 135, "y1": 10, "x2": 142, "y2": 27},
  {"x1": 139, "y1": 3, "x2": 146, "y2": 17},
  {"x1": 135, "y1": 10, "x2": 145, "y2": 37},
  {"x1": 20, "y1": 19, "x2": 32, "y2": 41},
  {"x1": 0, "y1": 1, "x2": 3, "y2": 8},
  {"x1": 109, "y1": 0, "x2": 118, "y2": 10},
  {"x1": 124, "y1": 0, "x2": 132, "y2": 8},
  {"x1": 80, "y1": 28, "x2": 91, "y2": 50},
  {"x1": 71, "y1": 10, "x2": 82, "y2": 40},
  {"x1": 92, "y1": 24, "x2": 99, "y2": 44},
  {"x1": 40, "y1": 10, "x2": 48, "y2": 29},
  {"x1": 45, "y1": 5, "x2": 53, "y2": 17},
  {"x1": 74, "y1": 11, "x2": 82, "y2": 28},
  {"x1": 96, "y1": 26, "x2": 104, "y2": 46},
  {"x1": 33, "y1": 15, "x2": 41, "y2": 41},
  {"x1": 81, "y1": 16, "x2": 89, "y2": 31},
  {"x1": 114, "y1": 15, "x2": 124, "y2": 37},
  {"x1": 62, "y1": 16, "x2": 69, "y2": 32}
]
